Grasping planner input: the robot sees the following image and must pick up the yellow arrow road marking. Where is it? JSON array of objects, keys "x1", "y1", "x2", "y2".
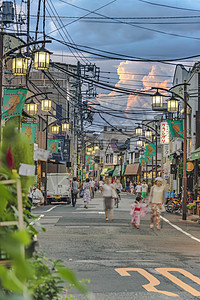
[{"x1": 115, "y1": 268, "x2": 178, "y2": 297}]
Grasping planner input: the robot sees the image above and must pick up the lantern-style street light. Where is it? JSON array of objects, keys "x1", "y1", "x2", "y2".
[
  {"x1": 26, "y1": 99, "x2": 37, "y2": 115},
  {"x1": 94, "y1": 145, "x2": 99, "y2": 151},
  {"x1": 41, "y1": 99, "x2": 52, "y2": 111},
  {"x1": 136, "y1": 125, "x2": 143, "y2": 136},
  {"x1": 34, "y1": 47, "x2": 51, "y2": 70},
  {"x1": 52, "y1": 125, "x2": 60, "y2": 135},
  {"x1": 86, "y1": 151, "x2": 91, "y2": 155},
  {"x1": 145, "y1": 129, "x2": 152, "y2": 140},
  {"x1": 12, "y1": 53, "x2": 29, "y2": 76},
  {"x1": 137, "y1": 139, "x2": 143, "y2": 147},
  {"x1": 152, "y1": 90, "x2": 163, "y2": 108},
  {"x1": 167, "y1": 95, "x2": 179, "y2": 112},
  {"x1": 62, "y1": 122, "x2": 70, "y2": 132}
]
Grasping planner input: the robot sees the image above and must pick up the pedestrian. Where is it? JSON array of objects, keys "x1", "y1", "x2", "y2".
[
  {"x1": 141, "y1": 180, "x2": 148, "y2": 202},
  {"x1": 147, "y1": 177, "x2": 166, "y2": 230},
  {"x1": 130, "y1": 181, "x2": 134, "y2": 194},
  {"x1": 135, "y1": 182, "x2": 142, "y2": 197},
  {"x1": 125, "y1": 178, "x2": 131, "y2": 194},
  {"x1": 83, "y1": 178, "x2": 92, "y2": 209},
  {"x1": 70, "y1": 177, "x2": 79, "y2": 207},
  {"x1": 102, "y1": 177, "x2": 114, "y2": 221},
  {"x1": 130, "y1": 195, "x2": 147, "y2": 229},
  {"x1": 90, "y1": 177, "x2": 95, "y2": 199},
  {"x1": 99, "y1": 178, "x2": 104, "y2": 192},
  {"x1": 32, "y1": 186, "x2": 44, "y2": 205},
  {"x1": 114, "y1": 178, "x2": 122, "y2": 205}
]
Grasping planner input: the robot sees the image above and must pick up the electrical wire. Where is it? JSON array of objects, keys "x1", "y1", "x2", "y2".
[
  {"x1": 55, "y1": 0, "x2": 200, "y2": 41},
  {"x1": 138, "y1": 0, "x2": 200, "y2": 12}
]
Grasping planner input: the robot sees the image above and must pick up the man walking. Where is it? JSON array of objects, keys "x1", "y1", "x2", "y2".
[
  {"x1": 71, "y1": 177, "x2": 79, "y2": 207},
  {"x1": 90, "y1": 178, "x2": 95, "y2": 199}
]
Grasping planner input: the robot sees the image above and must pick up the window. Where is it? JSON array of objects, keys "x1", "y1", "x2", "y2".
[
  {"x1": 135, "y1": 152, "x2": 139, "y2": 159},
  {"x1": 110, "y1": 154, "x2": 113, "y2": 164},
  {"x1": 106, "y1": 155, "x2": 109, "y2": 163}
]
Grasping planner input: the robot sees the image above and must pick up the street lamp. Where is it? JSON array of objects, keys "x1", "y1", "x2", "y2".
[
  {"x1": 136, "y1": 125, "x2": 143, "y2": 136},
  {"x1": 41, "y1": 99, "x2": 52, "y2": 111},
  {"x1": 145, "y1": 129, "x2": 152, "y2": 140},
  {"x1": 152, "y1": 90, "x2": 163, "y2": 108},
  {"x1": 34, "y1": 47, "x2": 51, "y2": 70},
  {"x1": 62, "y1": 122, "x2": 70, "y2": 132},
  {"x1": 86, "y1": 151, "x2": 91, "y2": 155},
  {"x1": 137, "y1": 139, "x2": 143, "y2": 147},
  {"x1": 52, "y1": 125, "x2": 60, "y2": 134},
  {"x1": 94, "y1": 145, "x2": 99, "y2": 151},
  {"x1": 12, "y1": 53, "x2": 29, "y2": 76},
  {"x1": 167, "y1": 95, "x2": 179, "y2": 112},
  {"x1": 26, "y1": 99, "x2": 37, "y2": 115},
  {"x1": 88, "y1": 147, "x2": 93, "y2": 152}
]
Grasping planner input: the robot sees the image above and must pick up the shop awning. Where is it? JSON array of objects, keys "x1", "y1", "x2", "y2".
[
  {"x1": 101, "y1": 168, "x2": 110, "y2": 175},
  {"x1": 124, "y1": 163, "x2": 141, "y2": 176},
  {"x1": 112, "y1": 165, "x2": 125, "y2": 177},
  {"x1": 191, "y1": 147, "x2": 200, "y2": 160}
]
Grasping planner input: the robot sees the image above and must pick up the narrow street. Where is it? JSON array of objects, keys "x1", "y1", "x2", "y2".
[{"x1": 33, "y1": 193, "x2": 200, "y2": 300}]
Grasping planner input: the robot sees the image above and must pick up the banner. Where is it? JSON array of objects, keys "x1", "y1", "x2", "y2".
[
  {"x1": 144, "y1": 154, "x2": 152, "y2": 163},
  {"x1": 140, "y1": 157, "x2": 146, "y2": 167},
  {"x1": 167, "y1": 120, "x2": 184, "y2": 140},
  {"x1": 2, "y1": 88, "x2": 28, "y2": 120},
  {"x1": 85, "y1": 155, "x2": 93, "y2": 165},
  {"x1": 21, "y1": 123, "x2": 37, "y2": 144},
  {"x1": 145, "y1": 143, "x2": 155, "y2": 157},
  {"x1": 48, "y1": 139, "x2": 59, "y2": 153},
  {"x1": 160, "y1": 122, "x2": 170, "y2": 144}
]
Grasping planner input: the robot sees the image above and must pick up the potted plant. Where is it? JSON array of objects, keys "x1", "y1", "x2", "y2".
[{"x1": 187, "y1": 202, "x2": 196, "y2": 214}]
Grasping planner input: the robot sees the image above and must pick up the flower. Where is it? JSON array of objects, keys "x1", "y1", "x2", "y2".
[{"x1": 6, "y1": 145, "x2": 14, "y2": 169}]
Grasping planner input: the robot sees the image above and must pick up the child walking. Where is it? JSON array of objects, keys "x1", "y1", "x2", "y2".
[{"x1": 130, "y1": 196, "x2": 147, "y2": 229}]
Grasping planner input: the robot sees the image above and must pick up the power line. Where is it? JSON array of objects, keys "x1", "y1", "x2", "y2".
[
  {"x1": 138, "y1": 0, "x2": 200, "y2": 12},
  {"x1": 55, "y1": 0, "x2": 200, "y2": 41}
]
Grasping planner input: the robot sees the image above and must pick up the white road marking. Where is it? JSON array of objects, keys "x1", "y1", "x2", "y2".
[
  {"x1": 71, "y1": 211, "x2": 103, "y2": 214},
  {"x1": 43, "y1": 205, "x2": 58, "y2": 213},
  {"x1": 30, "y1": 214, "x2": 44, "y2": 225},
  {"x1": 116, "y1": 250, "x2": 146, "y2": 253},
  {"x1": 161, "y1": 216, "x2": 200, "y2": 244}
]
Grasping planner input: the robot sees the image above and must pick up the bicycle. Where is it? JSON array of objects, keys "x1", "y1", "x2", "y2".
[{"x1": 115, "y1": 189, "x2": 121, "y2": 208}]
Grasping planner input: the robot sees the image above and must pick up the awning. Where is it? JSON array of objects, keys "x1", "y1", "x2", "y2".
[
  {"x1": 124, "y1": 163, "x2": 141, "y2": 176},
  {"x1": 112, "y1": 165, "x2": 125, "y2": 177},
  {"x1": 101, "y1": 168, "x2": 110, "y2": 175},
  {"x1": 191, "y1": 147, "x2": 200, "y2": 160}
]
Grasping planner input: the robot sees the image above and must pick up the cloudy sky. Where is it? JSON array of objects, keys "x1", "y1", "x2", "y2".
[{"x1": 26, "y1": 0, "x2": 200, "y2": 127}]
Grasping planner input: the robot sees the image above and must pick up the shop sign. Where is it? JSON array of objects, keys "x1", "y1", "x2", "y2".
[
  {"x1": 34, "y1": 148, "x2": 49, "y2": 161},
  {"x1": 163, "y1": 144, "x2": 170, "y2": 157},
  {"x1": 187, "y1": 162, "x2": 194, "y2": 172},
  {"x1": 160, "y1": 122, "x2": 169, "y2": 144},
  {"x1": 113, "y1": 154, "x2": 118, "y2": 165}
]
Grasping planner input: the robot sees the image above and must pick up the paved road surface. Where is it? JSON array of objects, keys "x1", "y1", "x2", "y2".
[{"x1": 32, "y1": 192, "x2": 200, "y2": 299}]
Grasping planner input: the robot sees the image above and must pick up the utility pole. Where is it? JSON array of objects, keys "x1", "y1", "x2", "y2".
[
  {"x1": 155, "y1": 122, "x2": 158, "y2": 178},
  {"x1": 0, "y1": 24, "x2": 3, "y2": 142},
  {"x1": 182, "y1": 79, "x2": 188, "y2": 220}
]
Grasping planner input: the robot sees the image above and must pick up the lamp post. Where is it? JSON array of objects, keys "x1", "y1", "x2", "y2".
[
  {"x1": 143, "y1": 122, "x2": 159, "y2": 178},
  {"x1": 151, "y1": 82, "x2": 189, "y2": 220},
  {"x1": 136, "y1": 125, "x2": 143, "y2": 136}
]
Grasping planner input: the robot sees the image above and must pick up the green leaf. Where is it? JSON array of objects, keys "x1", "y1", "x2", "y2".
[{"x1": 57, "y1": 266, "x2": 88, "y2": 295}]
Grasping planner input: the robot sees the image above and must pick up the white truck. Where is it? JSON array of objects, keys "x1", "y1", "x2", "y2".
[{"x1": 47, "y1": 173, "x2": 71, "y2": 204}]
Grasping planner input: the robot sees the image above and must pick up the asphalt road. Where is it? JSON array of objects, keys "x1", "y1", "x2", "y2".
[{"x1": 32, "y1": 192, "x2": 200, "y2": 300}]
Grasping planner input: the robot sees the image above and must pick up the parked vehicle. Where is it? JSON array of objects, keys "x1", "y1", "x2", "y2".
[{"x1": 47, "y1": 173, "x2": 71, "y2": 204}]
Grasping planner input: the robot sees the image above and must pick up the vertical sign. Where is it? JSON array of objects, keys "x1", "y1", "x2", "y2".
[{"x1": 160, "y1": 122, "x2": 170, "y2": 144}]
